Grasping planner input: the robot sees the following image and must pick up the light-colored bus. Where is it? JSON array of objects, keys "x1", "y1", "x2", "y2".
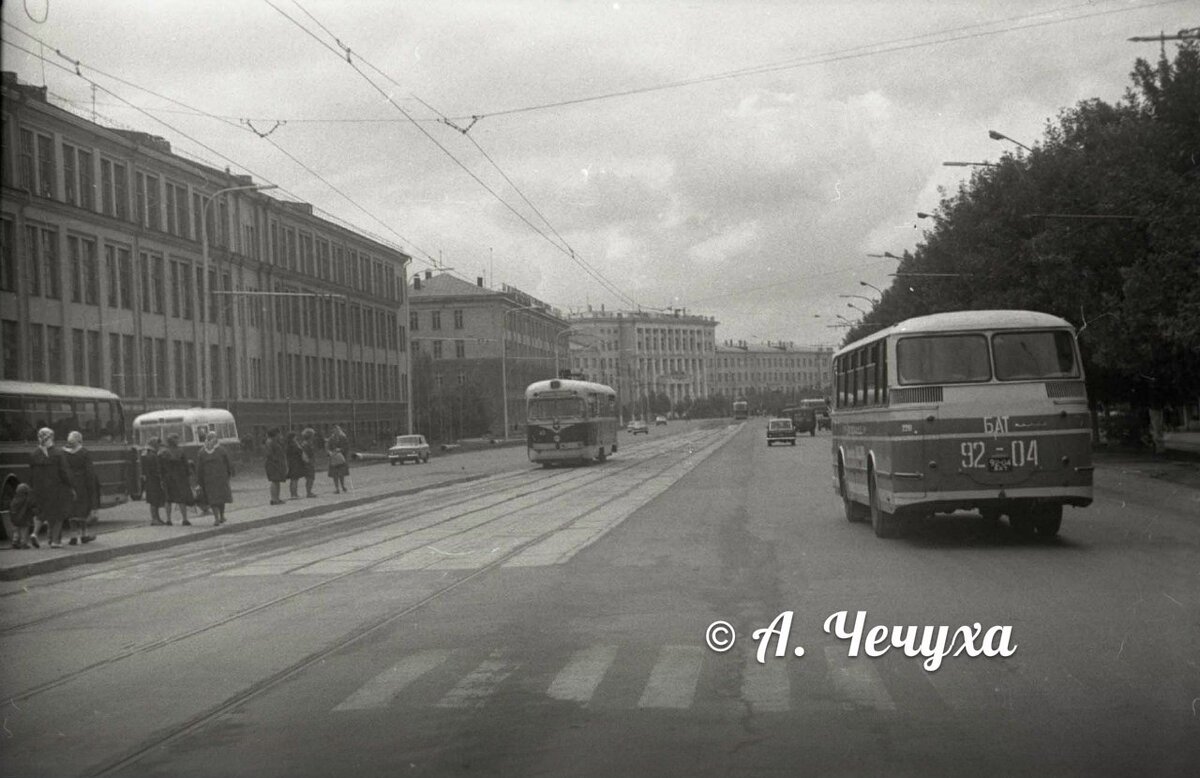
[
  {"x1": 132, "y1": 408, "x2": 241, "y2": 458},
  {"x1": 525, "y1": 378, "x2": 619, "y2": 466},
  {"x1": 732, "y1": 399, "x2": 749, "y2": 420},
  {"x1": 831, "y1": 310, "x2": 1093, "y2": 539},
  {"x1": 0, "y1": 381, "x2": 140, "y2": 538}
]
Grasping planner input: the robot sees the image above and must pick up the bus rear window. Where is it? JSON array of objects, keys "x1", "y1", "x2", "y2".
[
  {"x1": 993, "y1": 330, "x2": 1078, "y2": 380},
  {"x1": 896, "y1": 334, "x2": 991, "y2": 385},
  {"x1": 528, "y1": 397, "x2": 585, "y2": 420}
]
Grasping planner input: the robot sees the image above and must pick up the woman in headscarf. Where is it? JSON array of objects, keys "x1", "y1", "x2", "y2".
[
  {"x1": 300, "y1": 428, "x2": 317, "y2": 498},
  {"x1": 62, "y1": 431, "x2": 101, "y2": 546},
  {"x1": 141, "y1": 437, "x2": 168, "y2": 525},
  {"x1": 196, "y1": 431, "x2": 234, "y2": 526},
  {"x1": 326, "y1": 424, "x2": 350, "y2": 494},
  {"x1": 159, "y1": 433, "x2": 192, "y2": 526},
  {"x1": 28, "y1": 427, "x2": 73, "y2": 548},
  {"x1": 285, "y1": 431, "x2": 305, "y2": 499}
]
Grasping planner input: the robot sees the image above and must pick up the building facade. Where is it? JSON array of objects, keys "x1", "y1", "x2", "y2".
[
  {"x1": 408, "y1": 272, "x2": 570, "y2": 438},
  {"x1": 0, "y1": 72, "x2": 411, "y2": 447},
  {"x1": 712, "y1": 340, "x2": 833, "y2": 408},
  {"x1": 567, "y1": 307, "x2": 719, "y2": 418}
]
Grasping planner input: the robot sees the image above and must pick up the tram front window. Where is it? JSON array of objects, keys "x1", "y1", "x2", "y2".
[{"x1": 528, "y1": 398, "x2": 586, "y2": 420}]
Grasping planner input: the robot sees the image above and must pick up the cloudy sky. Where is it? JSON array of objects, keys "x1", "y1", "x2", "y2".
[{"x1": 2, "y1": 0, "x2": 1189, "y2": 347}]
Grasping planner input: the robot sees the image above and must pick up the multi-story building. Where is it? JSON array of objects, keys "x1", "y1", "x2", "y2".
[
  {"x1": 566, "y1": 307, "x2": 719, "y2": 417},
  {"x1": 0, "y1": 72, "x2": 411, "y2": 447},
  {"x1": 712, "y1": 340, "x2": 834, "y2": 407},
  {"x1": 408, "y1": 272, "x2": 569, "y2": 438}
]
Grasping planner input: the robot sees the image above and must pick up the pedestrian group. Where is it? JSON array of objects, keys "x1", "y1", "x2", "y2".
[{"x1": 12, "y1": 424, "x2": 355, "y2": 549}]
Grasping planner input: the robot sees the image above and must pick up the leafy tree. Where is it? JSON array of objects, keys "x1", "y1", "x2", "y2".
[{"x1": 848, "y1": 42, "x2": 1199, "y2": 412}]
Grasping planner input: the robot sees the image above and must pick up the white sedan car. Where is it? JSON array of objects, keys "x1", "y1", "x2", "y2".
[{"x1": 388, "y1": 434, "x2": 431, "y2": 465}]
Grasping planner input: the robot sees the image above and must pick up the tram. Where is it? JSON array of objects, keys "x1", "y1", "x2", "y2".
[{"x1": 525, "y1": 378, "x2": 619, "y2": 466}]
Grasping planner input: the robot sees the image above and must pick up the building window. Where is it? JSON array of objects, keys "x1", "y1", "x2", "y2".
[
  {"x1": 29, "y1": 324, "x2": 45, "y2": 382},
  {"x1": 432, "y1": 340, "x2": 443, "y2": 359},
  {"x1": 455, "y1": 339, "x2": 465, "y2": 358},
  {"x1": 117, "y1": 247, "x2": 132, "y2": 310},
  {"x1": 18, "y1": 129, "x2": 34, "y2": 191},
  {"x1": 143, "y1": 337, "x2": 156, "y2": 397},
  {"x1": 123, "y1": 334, "x2": 138, "y2": 396},
  {"x1": 453, "y1": 309, "x2": 464, "y2": 329},
  {"x1": 105, "y1": 245, "x2": 119, "y2": 308},
  {"x1": 36, "y1": 132, "x2": 55, "y2": 198},
  {"x1": 78, "y1": 149, "x2": 93, "y2": 210},
  {"x1": 0, "y1": 218, "x2": 13, "y2": 292},
  {"x1": 46, "y1": 326, "x2": 63, "y2": 383},
  {"x1": 108, "y1": 333, "x2": 121, "y2": 394},
  {"x1": 1, "y1": 319, "x2": 19, "y2": 380},
  {"x1": 63, "y1": 143, "x2": 77, "y2": 205},
  {"x1": 87, "y1": 330, "x2": 101, "y2": 386},
  {"x1": 431, "y1": 311, "x2": 442, "y2": 331},
  {"x1": 152, "y1": 254, "x2": 165, "y2": 314},
  {"x1": 73, "y1": 329, "x2": 86, "y2": 385}
]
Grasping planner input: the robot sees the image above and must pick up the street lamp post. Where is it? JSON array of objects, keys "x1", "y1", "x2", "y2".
[
  {"x1": 846, "y1": 302, "x2": 868, "y2": 316},
  {"x1": 500, "y1": 303, "x2": 546, "y2": 440},
  {"x1": 859, "y1": 280, "x2": 884, "y2": 295},
  {"x1": 988, "y1": 129, "x2": 1032, "y2": 153},
  {"x1": 200, "y1": 182, "x2": 276, "y2": 407},
  {"x1": 553, "y1": 327, "x2": 598, "y2": 377},
  {"x1": 942, "y1": 161, "x2": 1000, "y2": 168},
  {"x1": 867, "y1": 251, "x2": 903, "y2": 260},
  {"x1": 839, "y1": 294, "x2": 876, "y2": 304}
]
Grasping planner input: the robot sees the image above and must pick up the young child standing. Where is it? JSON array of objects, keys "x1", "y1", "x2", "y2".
[{"x1": 9, "y1": 482, "x2": 40, "y2": 549}]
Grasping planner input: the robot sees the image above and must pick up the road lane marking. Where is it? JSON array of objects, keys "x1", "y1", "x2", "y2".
[
  {"x1": 742, "y1": 653, "x2": 790, "y2": 713},
  {"x1": 333, "y1": 650, "x2": 450, "y2": 711},
  {"x1": 823, "y1": 646, "x2": 896, "y2": 711},
  {"x1": 435, "y1": 654, "x2": 515, "y2": 709},
  {"x1": 638, "y1": 645, "x2": 704, "y2": 709},
  {"x1": 547, "y1": 645, "x2": 619, "y2": 703}
]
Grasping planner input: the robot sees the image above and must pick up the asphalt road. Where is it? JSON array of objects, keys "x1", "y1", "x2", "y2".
[{"x1": 1, "y1": 420, "x2": 1197, "y2": 777}]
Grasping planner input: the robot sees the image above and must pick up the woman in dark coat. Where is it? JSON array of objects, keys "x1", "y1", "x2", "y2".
[
  {"x1": 159, "y1": 434, "x2": 192, "y2": 526},
  {"x1": 264, "y1": 427, "x2": 287, "y2": 505},
  {"x1": 326, "y1": 424, "x2": 350, "y2": 494},
  {"x1": 196, "y1": 431, "x2": 234, "y2": 526},
  {"x1": 300, "y1": 428, "x2": 317, "y2": 497},
  {"x1": 62, "y1": 431, "x2": 101, "y2": 546},
  {"x1": 285, "y1": 431, "x2": 305, "y2": 499},
  {"x1": 141, "y1": 438, "x2": 168, "y2": 525},
  {"x1": 28, "y1": 427, "x2": 73, "y2": 548}
]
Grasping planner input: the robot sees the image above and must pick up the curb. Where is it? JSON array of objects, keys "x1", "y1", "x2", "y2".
[{"x1": 0, "y1": 473, "x2": 490, "y2": 582}]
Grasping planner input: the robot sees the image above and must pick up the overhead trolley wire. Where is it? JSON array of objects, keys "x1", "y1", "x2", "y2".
[
  {"x1": 448, "y1": 0, "x2": 1186, "y2": 122},
  {"x1": 265, "y1": 0, "x2": 641, "y2": 309},
  {"x1": 1, "y1": 22, "x2": 442, "y2": 268}
]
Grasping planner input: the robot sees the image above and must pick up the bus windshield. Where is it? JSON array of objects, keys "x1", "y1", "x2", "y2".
[
  {"x1": 992, "y1": 331, "x2": 1078, "y2": 380},
  {"x1": 528, "y1": 397, "x2": 586, "y2": 420},
  {"x1": 896, "y1": 334, "x2": 991, "y2": 385}
]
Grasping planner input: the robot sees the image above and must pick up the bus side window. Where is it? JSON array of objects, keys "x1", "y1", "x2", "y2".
[
  {"x1": 0, "y1": 395, "x2": 25, "y2": 442},
  {"x1": 96, "y1": 401, "x2": 117, "y2": 441},
  {"x1": 77, "y1": 400, "x2": 100, "y2": 440}
]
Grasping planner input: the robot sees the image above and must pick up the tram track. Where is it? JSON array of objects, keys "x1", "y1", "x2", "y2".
[
  {"x1": 0, "y1": 432, "x2": 709, "y2": 630},
  {"x1": 2, "y1": 427, "x2": 733, "y2": 716}
]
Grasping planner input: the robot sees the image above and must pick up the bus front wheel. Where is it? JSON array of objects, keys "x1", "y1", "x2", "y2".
[
  {"x1": 840, "y1": 466, "x2": 867, "y2": 523},
  {"x1": 870, "y1": 472, "x2": 900, "y2": 539}
]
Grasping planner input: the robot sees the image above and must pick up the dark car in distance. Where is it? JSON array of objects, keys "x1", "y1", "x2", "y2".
[{"x1": 781, "y1": 407, "x2": 817, "y2": 437}]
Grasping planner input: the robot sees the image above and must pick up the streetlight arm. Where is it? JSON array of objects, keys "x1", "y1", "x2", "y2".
[{"x1": 200, "y1": 182, "x2": 278, "y2": 408}]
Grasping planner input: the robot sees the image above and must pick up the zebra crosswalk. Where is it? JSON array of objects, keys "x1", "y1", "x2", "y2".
[{"x1": 324, "y1": 642, "x2": 1088, "y2": 717}]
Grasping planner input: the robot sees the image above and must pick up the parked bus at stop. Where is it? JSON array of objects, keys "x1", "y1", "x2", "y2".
[
  {"x1": 0, "y1": 381, "x2": 140, "y2": 538},
  {"x1": 525, "y1": 378, "x2": 618, "y2": 466},
  {"x1": 132, "y1": 408, "x2": 241, "y2": 460},
  {"x1": 830, "y1": 310, "x2": 1093, "y2": 539}
]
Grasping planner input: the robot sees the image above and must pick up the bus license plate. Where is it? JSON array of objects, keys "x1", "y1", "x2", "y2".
[{"x1": 987, "y1": 456, "x2": 1012, "y2": 473}]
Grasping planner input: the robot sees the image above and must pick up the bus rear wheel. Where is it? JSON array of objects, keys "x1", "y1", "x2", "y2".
[
  {"x1": 869, "y1": 472, "x2": 900, "y2": 538},
  {"x1": 1032, "y1": 505, "x2": 1062, "y2": 537}
]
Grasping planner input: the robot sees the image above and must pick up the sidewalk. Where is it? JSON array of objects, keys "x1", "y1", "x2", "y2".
[{"x1": 0, "y1": 450, "x2": 515, "y2": 582}]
